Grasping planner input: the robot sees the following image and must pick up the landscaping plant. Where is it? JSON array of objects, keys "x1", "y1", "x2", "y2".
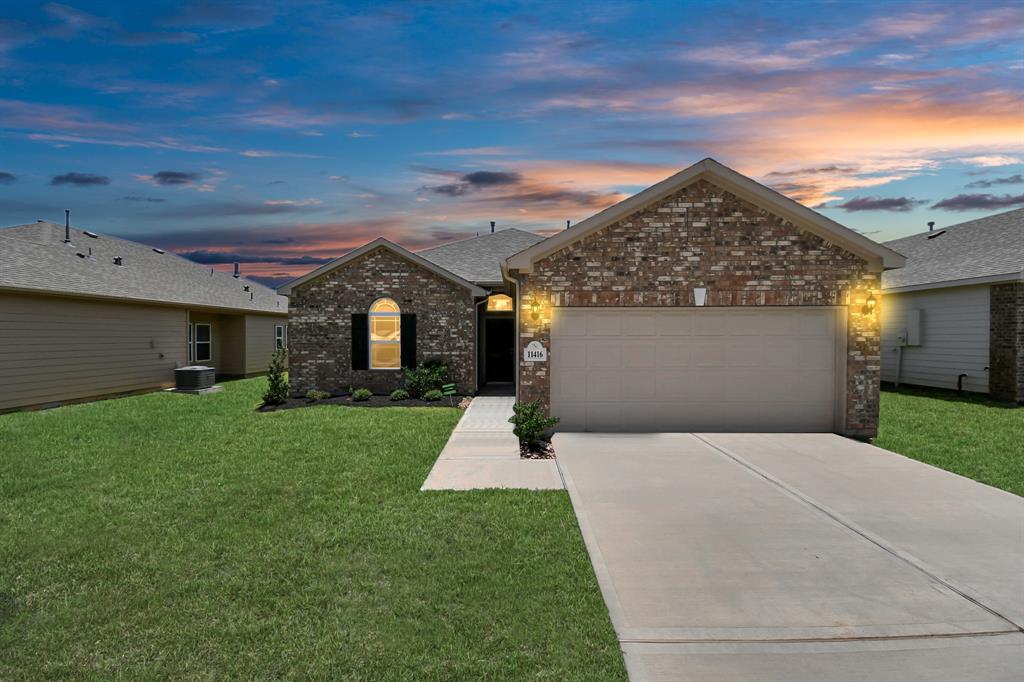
[
  {"x1": 509, "y1": 400, "x2": 560, "y2": 450},
  {"x1": 351, "y1": 388, "x2": 372, "y2": 402},
  {"x1": 403, "y1": 361, "x2": 448, "y2": 397},
  {"x1": 389, "y1": 389, "x2": 410, "y2": 401},
  {"x1": 305, "y1": 389, "x2": 330, "y2": 402},
  {"x1": 422, "y1": 389, "x2": 443, "y2": 402},
  {"x1": 262, "y1": 349, "x2": 289, "y2": 405}
]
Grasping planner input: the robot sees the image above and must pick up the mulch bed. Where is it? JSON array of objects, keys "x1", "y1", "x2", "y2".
[
  {"x1": 258, "y1": 394, "x2": 469, "y2": 412},
  {"x1": 520, "y1": 439, "x2": 556, "y2": 460}
]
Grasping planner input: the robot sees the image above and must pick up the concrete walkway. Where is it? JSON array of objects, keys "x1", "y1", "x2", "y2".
[
  {"x1": 420, "y1": 397, "x2": 563, "y2": 490},
  {"x1": 556, "y1": 432, "x2": 1024, "y2": 681}
]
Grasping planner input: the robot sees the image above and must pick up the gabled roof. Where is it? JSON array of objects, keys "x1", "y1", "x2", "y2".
[
  {"x1": 881, "y1": 208, "x2": 1024, "y2": 292},
  {"x1": 0, "y1": 221, "x2": 288, "y2": 314},
  {"x1": 277, "y1": 237, "x2": 487, "y2": 297},
  {"x1": 506, "y1": 158, "x2": 906, "y2": 273},
  {"x1": 418, "y1": 228, "x2": 546, "y2": 285}
]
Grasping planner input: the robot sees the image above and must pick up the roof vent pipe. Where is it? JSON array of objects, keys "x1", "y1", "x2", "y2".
[
  {"x1": 490, "y1": 221, "x2": 495, "y2": 233},
  {"x1": 927, "y1": 221, "x2": 935, "y2": 231},
  {"x1": 566, "y1": 219, "x2": 570, "y2": 230},
  {"x1": 64, "y1": 209, "x2": 71, "y2": 243},
  {"x1": 233, "y1": 262, "x2": 240, "y2": 278},
  {"x1": 113, "y1": 256, "x2": 123, "y2": 266}
]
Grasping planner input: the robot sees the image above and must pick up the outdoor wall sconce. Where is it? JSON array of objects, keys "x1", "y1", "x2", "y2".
[
  {"x1": 693, "y1": 287, "x2": 708, "y2": 307},
  {"x1": 530, "y1": 299, "x2": 541, "y2": 321},
  {"x1": 862, "y1": 293, "x2": 877, "y2": 317}
]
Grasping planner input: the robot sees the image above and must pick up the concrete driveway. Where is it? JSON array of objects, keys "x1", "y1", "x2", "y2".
[{"x1": 555, "y1": 432, "x2": 1024, "y2": 681}]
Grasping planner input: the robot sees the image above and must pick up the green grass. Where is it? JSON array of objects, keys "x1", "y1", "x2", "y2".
[
  {"x1": 877, "y1": 387, "x2": 1024, "y2": 496},
  {"x1": 0, "y1": 379, "x2": 625, "y2": 680}
]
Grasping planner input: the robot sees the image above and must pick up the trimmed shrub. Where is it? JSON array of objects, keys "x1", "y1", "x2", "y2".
[
  {"x1": 389, "y1": 389, "x2": 410, "y2": 401},
  {"x1": 262, "y1": 349, "x2": 289, "y2": 405},
  {"x1": 351, "y1": 388, "x2": 372, "y2": 402},
  {"x1": 422, "y1": 389, "x2": 443, "y2": 402},
  {"x1": 509, "y1": 400, "x2": 560, "y2": 449},
  {"x1": 305, "y1": 389, "x2": 330, "y2": 402},
  {"x1": 403, "y1": 361, "x2": 448, "y2": 397}
]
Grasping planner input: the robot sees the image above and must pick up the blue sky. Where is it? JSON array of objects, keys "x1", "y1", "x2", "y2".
[{"x1": 1, "y1": 1, "x2": 1022, "y2": 284}]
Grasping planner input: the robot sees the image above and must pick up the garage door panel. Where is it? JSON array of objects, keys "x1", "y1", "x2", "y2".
[
  {"x1": 552, "y1": 307, "x2": 840, "y2": 433},
  {"x1": 554, "y1": 309, "x2": 589, "y2": 337}
]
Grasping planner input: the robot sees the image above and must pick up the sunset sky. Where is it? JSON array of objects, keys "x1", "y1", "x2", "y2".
[{"x1": 1, "y1": 1, "x2": 1022, "y2": 286}]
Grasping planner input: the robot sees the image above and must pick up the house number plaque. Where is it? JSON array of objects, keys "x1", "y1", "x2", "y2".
[{"x1": 523, "y1": 341, "x2": 548, "y2": 362}]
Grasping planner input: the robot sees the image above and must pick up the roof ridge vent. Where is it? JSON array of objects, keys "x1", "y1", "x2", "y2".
[
  {"x1": 113, "y1": 256, "x2": 123, "y2": 266},
  {"x1": 926, "y1": 230, "x2": 946, "y2": 240}
]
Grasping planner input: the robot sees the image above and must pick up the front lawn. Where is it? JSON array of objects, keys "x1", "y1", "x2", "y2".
[
  {"x1": 877, "y1": 387, "x2": 1024, "y2": 497},
  {"x1": 0, "y1": 379, "x2": 625, "y2": 680}
]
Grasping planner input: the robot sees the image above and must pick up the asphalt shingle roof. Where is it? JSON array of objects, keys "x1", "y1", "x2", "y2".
[
  {"x1": 882, "y1": 208, "x2": 1024, "y2": 290},
  {"x1": 417, "y1": 228, "x2": 548, "y2": 284},
  {"x1": 0, "y1": 221, "x2": 288, "y2": 314}
]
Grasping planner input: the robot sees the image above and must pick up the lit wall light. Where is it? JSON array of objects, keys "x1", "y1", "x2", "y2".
[
  {"x1": 861, "y1": 293, "x2": 877, "y2": 317},
  {"x1": 530, "y1": 299, "x2": 541, "y2": 321}
]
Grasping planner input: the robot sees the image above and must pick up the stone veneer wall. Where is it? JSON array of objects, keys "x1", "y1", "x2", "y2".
[
  {"x1": 514, "y1": 179, "x2": 882, "y2": 437},
  {"x1": 989, "y1": 282, "x2": 1023, "y2": 403},
  {"x1": 287, "y1": 247, "x2": 477, "y2": 396}
]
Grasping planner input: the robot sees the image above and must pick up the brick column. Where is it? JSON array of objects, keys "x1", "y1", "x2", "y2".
[{"x1": 989, "y1": 282, "x2": 1024, "y2": 403}]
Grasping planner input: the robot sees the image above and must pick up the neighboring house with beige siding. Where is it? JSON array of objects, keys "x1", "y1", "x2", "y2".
[
  {"x1": 0, "y1": 220, "x2": 288, "y2": 412},
  {"x1": 881, "y1": 208, "x2": 1023, "y2": 402}
]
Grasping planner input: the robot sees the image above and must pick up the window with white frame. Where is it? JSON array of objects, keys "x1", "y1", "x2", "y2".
[
  {"x1": 275, "y1": 325, "x2": 286, "y2": 350},
  {"x1": 193, "y1": 323, "x2": 212, "y2": 363},
  {"x1": 187, "y1": 322, "x2": 193, "y2": 363},
  {"x1": 369, "y1": 298, "x2": 400, "y2": 369}
]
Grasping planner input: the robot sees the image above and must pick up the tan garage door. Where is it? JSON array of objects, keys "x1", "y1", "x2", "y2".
[{"x1": 550, "y1": 307, "x2": 842, "y2": 432}]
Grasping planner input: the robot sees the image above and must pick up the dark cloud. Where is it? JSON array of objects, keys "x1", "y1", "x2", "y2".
[
  {"x1": 121, "y1": 195, "x2": 165, "y2": 202},
  {"x1": 248, "y1": 274, "x2": 292, "y2": 288},
  {"x1": 424, "y1": 170, "x2": 523, "y2": 196},
  {"x1": 51, "y1": 172, "x2": 110, "y2": 186},
  {"x1": 965, "y1": 174, "x2": 1024, "y2": 189},
  {"x1": 151, "y1": 170, "x2": 203, "y2": 185},
  {"x1": 931, "y1": 193, "x2": 1024, "y2": 211},
  {"x1": 834, "y1": 196, "x2": 928, "y2": 212},
  {"x1": 157, "y1": 201, "x2": 323, "y2": 218},
  {"x1": 485, "y1": 188, "x2": 616, "y2": 208},
  {"x1": 179, "y1": 250, "x2": 333, "y2": 266},
  {"x1": 0, "y1": 171, "x2": 15, "y2": 184},
  {"x1": 765, "y1": 165, "x2": 859, "y2": 178}
]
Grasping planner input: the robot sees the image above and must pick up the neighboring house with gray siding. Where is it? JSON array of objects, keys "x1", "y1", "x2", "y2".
[
  {"x1": 0, "y1": 220, "x2": 288, "y2": 412},
  {"x1": 881, "y1": 208, "x2": 1023, "y2": 402}
]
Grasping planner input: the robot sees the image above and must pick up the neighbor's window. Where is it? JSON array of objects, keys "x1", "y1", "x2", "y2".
[
  {"x1": 275, "y1": 325, "x2": 286, "y2": 350},
  {"x1": 187, "y1": 322, "x2": 193, "y2": 363},
  {"x1": 194, "y1": 323, "x2": 212, "y2": 363},
  {"x1": 369, "y1": 298, "x2": 400, "y2": 369},
  {"x1": 486, "y1": 294, "x2": 513, "y2": 312}
]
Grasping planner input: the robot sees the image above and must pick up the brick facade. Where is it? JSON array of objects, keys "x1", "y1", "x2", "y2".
[
  {"x1": 989, "y1": 282, "x2": 1023, "y2": 403},
  {"x1": 513, "y1": 179, "x2": 882, "y2": 437},
  {"x1": 287, "y1": 247, "x2": 477, "y2": 396}
]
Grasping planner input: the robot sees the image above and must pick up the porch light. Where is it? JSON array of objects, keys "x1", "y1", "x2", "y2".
[
  {"x1": 530, "y1": 299, "x2": 541, "y2": 321},
  {"x1": 862, "y1": 293, "x2": 877, "y2": 317}
]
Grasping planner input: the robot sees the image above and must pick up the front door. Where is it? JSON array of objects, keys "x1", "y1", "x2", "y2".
[{"x1": 484, "y1": 317, "x2": 515, "y2": 383}]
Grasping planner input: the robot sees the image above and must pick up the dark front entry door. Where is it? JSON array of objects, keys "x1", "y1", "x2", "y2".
[{"x1": 484, "y1": 317, "x2": 515, "y2": 383}]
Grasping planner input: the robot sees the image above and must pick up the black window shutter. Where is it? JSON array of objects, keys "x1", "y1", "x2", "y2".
[
  {"x1": 400, "y1": 314, "x2": 417, "y2": 368},
  {"x1": 351, "y1": 313, "x2": 369, "y2": 370}
]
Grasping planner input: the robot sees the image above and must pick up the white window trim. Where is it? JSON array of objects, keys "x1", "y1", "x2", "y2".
[
  {"x1": 369, "y1": 298, "x2": 401, "y2": 370},
  {"x1": 193, "y1": 323, "x2": 212, "y2": 364},
  {"x1": 275, "y1": 324, "x2": 286, "y2": 350}
]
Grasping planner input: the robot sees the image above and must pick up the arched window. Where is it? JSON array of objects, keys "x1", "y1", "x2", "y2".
[{"x1": 369, "y1": 298, "x2": 401, "y2": 369}]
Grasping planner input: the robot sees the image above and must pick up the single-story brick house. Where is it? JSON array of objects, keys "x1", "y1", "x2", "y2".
[
  {"x1": 280, "y1": 158, "x2": 905, "y2": 437},
  {"x1": 881, "y1": 208, "x2": 1023, "y2": 402}
]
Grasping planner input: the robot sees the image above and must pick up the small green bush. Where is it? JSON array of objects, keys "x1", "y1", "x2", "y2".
[
  {"x1": 305, "y1": 389, "x2": 330, "y2": 402},
  {"x1": 389, "y1": 389, "x2": 410, "y2": 401},
  {"x1": 262, "y1": 349, "x2": 289, "y2": 405},
  {"x1": 403, "y1": 361, "x2": 448, "y2": 397},
  {"x1": 351, "y1": 388, "x2": 372, "y2": 402},
  {"x1": 422, "y1": 389, "x2": 443, "y2": 402},
  {"x1": 509, "y1": 400, "x2": 560, "y2": 449}
]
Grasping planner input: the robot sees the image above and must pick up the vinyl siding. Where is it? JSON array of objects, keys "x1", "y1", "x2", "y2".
[
  {"x1": 880, "y1": 285, "x2": 990, "y2": 393},
  {"x1": 0, "y1": 292, "x2": 186, "y2": 411},
  {"x1": 244, "y1": 314, "x2": 285, "y2": 375},
  {"x1": 186, "y1": 311, "x2": 248, "y2": 377}
]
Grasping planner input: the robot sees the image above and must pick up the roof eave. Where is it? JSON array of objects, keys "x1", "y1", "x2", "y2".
[
  {"x1": 882, "y1": 271, "x2": 1024, "y2": 294},
  {"x1": 278, "y1": 237, "x2": 487, "y2": 297}
]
